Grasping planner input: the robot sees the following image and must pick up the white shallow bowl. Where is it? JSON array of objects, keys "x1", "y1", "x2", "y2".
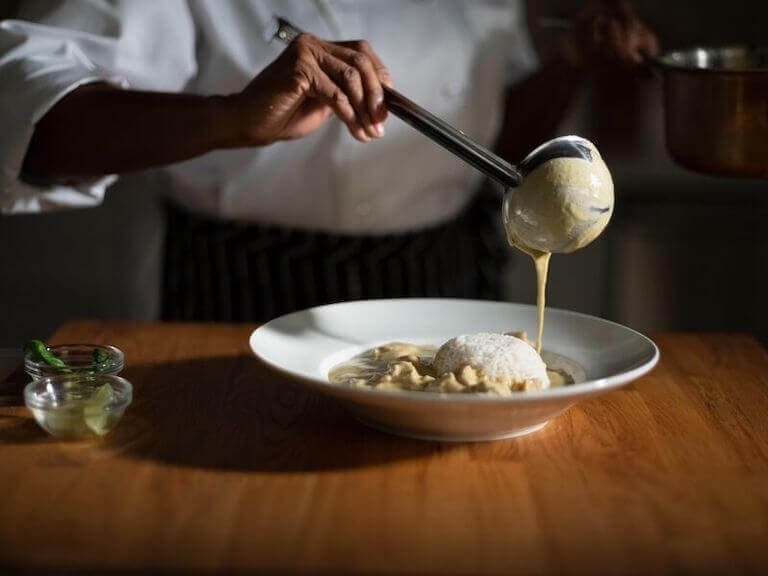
[{"x1": 250, "y1": 299, "x2": 659, "y2": 442}]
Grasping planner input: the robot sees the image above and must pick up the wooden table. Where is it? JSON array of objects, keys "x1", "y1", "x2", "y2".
[{"x1": 1, "y1": 322, "x2": 767, "y2": 575}]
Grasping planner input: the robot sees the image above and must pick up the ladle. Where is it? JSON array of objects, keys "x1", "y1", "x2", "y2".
[{"x1": 275, "y1": 19, "x2": 612, "y2": 253}]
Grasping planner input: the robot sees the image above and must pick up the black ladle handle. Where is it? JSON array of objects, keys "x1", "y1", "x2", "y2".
[
  {"x1": 274, "y1": 18, "x2": 522, "y2": 188},
  {"x1": 383, "y1": 87, "x2": 522, "y2": 187}
]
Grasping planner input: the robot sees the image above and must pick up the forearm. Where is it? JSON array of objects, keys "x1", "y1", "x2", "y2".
[
  {"x1": 22, "y1": 83, "x2": 244, "y2": 181},
  {"x1": 495, "y1": 58, "x2": 587, "y2": 163}
]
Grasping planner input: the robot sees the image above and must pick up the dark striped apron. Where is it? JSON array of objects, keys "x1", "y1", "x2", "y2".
[{"x1": 162, "y1": 189, "x2": 508, "y2": 322}]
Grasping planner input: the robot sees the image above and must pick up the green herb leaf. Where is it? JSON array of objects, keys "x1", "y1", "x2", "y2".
[
  {"x1": 24, "y1": 339, "x2": 67, "y2": 369},
  {"x1": 92, "y1": 348, "x2": 110, "y2": 365}
]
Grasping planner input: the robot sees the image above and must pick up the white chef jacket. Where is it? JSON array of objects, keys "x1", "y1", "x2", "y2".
[{"x1": 0, "y1": 0, "x2": 537, "y2": 234}]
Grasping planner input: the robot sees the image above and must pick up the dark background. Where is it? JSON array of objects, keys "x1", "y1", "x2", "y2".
[{"x1": 1, "y1": 0, "x2": 767, "y2": 347}]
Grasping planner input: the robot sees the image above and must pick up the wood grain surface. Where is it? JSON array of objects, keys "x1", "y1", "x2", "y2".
[{"x1": 1, "y1": 321, "x2": 767, "y2": 575}]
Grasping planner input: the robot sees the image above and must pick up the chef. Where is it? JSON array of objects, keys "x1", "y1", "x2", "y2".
[{"x1": 0, "y1": 0, "x2": 656, "y2": 322}]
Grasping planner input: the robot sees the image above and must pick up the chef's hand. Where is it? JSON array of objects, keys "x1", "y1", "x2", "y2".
[
  {"x1": 560, "y1": 0, "x2": 659, "y2": 68},
  {"x1": 232, "y1": 34, "x2": 391, "y2": 145}
]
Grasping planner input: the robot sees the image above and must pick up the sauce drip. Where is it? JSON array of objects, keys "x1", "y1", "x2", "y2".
[
  {"x1": 531, "y1": 250, "x2": 551, "y2": 355},
  {"x1": 508, "y1": 243, "x2": 551, "y2": 355}
]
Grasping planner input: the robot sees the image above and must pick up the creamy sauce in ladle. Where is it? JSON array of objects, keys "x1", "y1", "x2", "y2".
[{"x1": 503, "y1": 136, "x2": 614, "y2": 353}]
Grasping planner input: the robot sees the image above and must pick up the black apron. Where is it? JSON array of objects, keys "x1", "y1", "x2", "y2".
[{"x1": 162, "y1": 188, "x2": 508, "y2": 322}]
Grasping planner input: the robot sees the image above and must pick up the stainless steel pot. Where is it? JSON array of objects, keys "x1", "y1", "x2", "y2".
[{"x1": 649, "y1": 45, "x2": 768, "y2": 178}]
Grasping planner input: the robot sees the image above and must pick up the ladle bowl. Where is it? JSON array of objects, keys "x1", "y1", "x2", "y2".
[{"x1": 503, "y1": 136, "x2": 614, "y2": 254}]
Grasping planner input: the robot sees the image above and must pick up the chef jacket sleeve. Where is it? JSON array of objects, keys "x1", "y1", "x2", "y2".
[{"x1": 0, "y1": 0, "x2": 197, "y2": 214}]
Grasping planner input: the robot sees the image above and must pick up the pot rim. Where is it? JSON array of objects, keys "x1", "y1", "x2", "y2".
[{"x1": 651, "y1": 44, "x2": 768, "y2": 75}]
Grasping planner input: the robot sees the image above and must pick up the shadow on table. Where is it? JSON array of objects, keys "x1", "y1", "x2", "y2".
[{"x1": 104, "y1": 356, "x2": 443, "y2": 473}]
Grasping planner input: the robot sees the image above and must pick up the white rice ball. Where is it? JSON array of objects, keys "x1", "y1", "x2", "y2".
[{"x1": 432, "y1": 333, "x2": 549, "y2": 390}]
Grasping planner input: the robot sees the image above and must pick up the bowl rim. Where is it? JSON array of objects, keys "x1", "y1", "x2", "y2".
[
  {"x1": 250, "y1": 298, "x2": 660, "y2": 405},
  {"x1": 24, "y1": 374, "x2": 133, "y2": 411},
  {"x1": 24, "y1": 343, "x2": 124, "y2": 375}
]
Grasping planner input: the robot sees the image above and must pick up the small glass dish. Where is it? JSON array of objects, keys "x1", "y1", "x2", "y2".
[
  {"x1": 24, "y1": 374, "x2": 132, "y2": 439},
  {"x1": 24, "y1": 344, "x2": 124, "y2": 380}
]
